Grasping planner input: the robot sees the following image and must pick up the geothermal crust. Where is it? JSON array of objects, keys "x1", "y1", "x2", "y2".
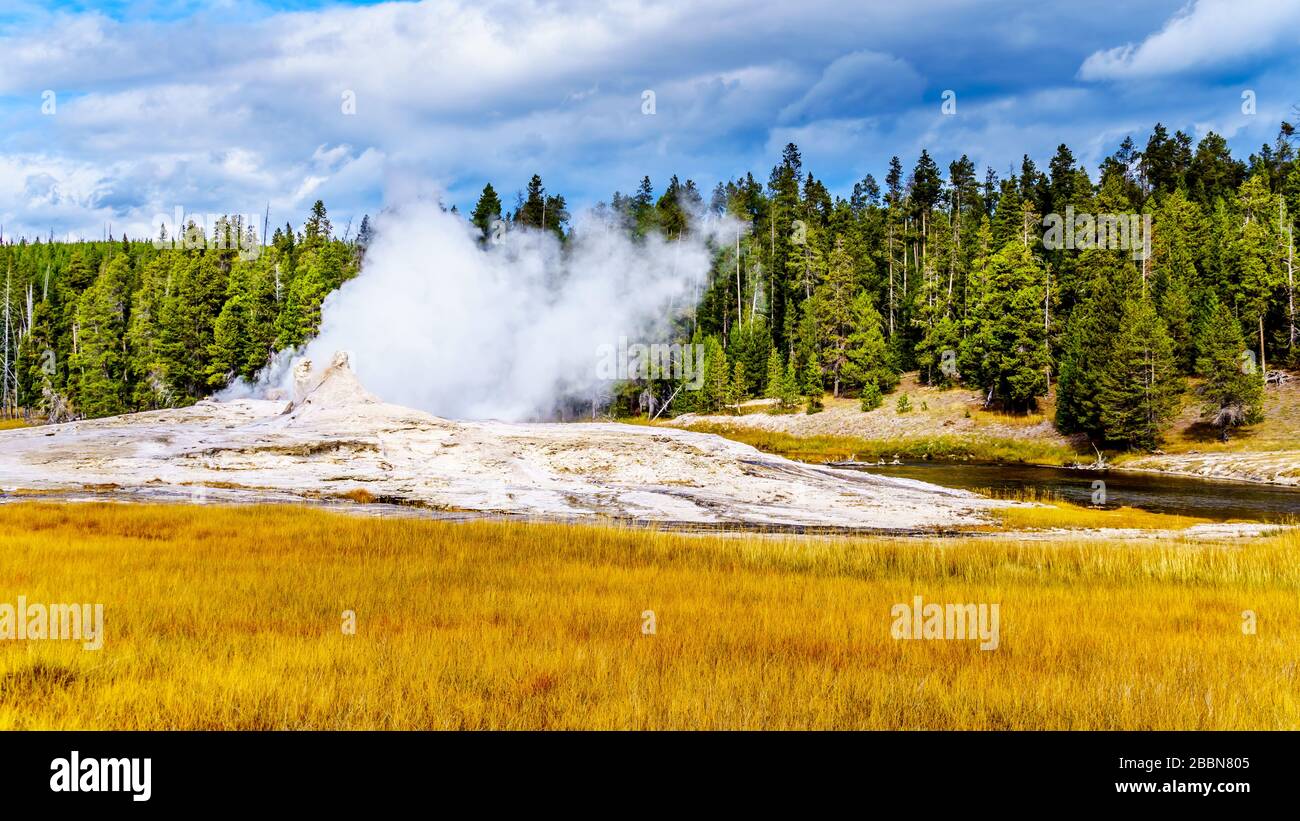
[{"x1": 0, "y1": 353, "x2": 1004, "y2": 530}]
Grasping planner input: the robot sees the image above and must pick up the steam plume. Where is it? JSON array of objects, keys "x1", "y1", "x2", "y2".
[{"x1": 232, "y1": 199, "x2": 739, "y2": 420}]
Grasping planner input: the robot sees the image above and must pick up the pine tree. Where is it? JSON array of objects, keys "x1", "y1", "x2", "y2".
[
  {"x1": 1188, "y1": 131, "x2": 1246, "y2": 206},
  {"x1": 813, "y1": 238, "x2": 856, "y2": 395},
  {"x1": 727, "y1": 319, "x2": 771, "y2": 397},
  {"x1": 1159, "y1": 274, "x2": 1195, "y2": 372},
  {"x1": 632, "y1": 176, "x2": 656, "y2": 236},
  {"x1": 1231, "y1": 175, "x2": 1282, "y2": 337},
  {"x1": 157, "y1": 251, "x2": 227, "y2": 401},
  {"x1": 961, "y1": 239, "x2": 1049, "y2": 411},
  {"x1": 699, "y1": 336, "x2": 729, "y2": 413},
  {"x1": 841, "y1": 291, "x2": 897, "y2": 394},
  {"x1": 470, "y1": 183, "x2": 503, "y2": 242},
  {"x1": 1150, "y1": 190, "x2": 1203, "y2": 370},
  {"x1": 728, "y1": 359, "x2": 747, "y2": 409},
  {"x1": 859, "y1": 380, "x2": 882, "y2": 411},
  {"x1": 223, "y1": 254, "x2": 280, "y2": 380},
  {"x1": 356, "y1": 215, "x2": 374, "y2": 253},
  {"x1": 16, "y1": 298, "x2": 59, "y2": 414},
  {"x1": 1096, "y1": 296, "x2": 1181, "y2": 448},
  {"x1": 126, "y1": 256, "x2": 171, "y2": 408},
  {"x1": 1054, "y1": 248, "x2": 1142, "y2": 436},
  {"x1": 303, "y1": 200, "x2": 332, "y2": 247},
  {"x1": 70, "y1": 256, "x2": 132, "y2": 417},
  {"x1": 764, "y1": 349, "x2": 784, "y2": 409},
  {"x1": 518, "y1": 175, "x2": 547, "y2": 228},
  {"x1": 275, "y1": 243, "x2": 343, "y2": 350},
  {"x1": 779, "y1": 359, "x2": 801, "y2": 412},
  {"x1": 1196, "y1": 299, "x2": 1264, "y2": 440},
  {"x1": 793, "y1": 306, "x2": 822, "y2": 402}
]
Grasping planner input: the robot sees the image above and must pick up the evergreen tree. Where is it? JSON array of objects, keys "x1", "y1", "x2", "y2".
[
  {"x1": 727, "y1": 319, "x2": 770, "y2": 397},
  {"x1": 470, "y1": 183, "x2": 503, "y2": 242},
  {"x1": 961, "y1": 239, "x2": 1049, "y2": 411},
  {"x1": 16, "y1": 298, "x2": 59, "y2": 414},
  {"x1": 1096, "y1": 296, "x2": 1181, "y2": 448},
  {"x1": 728, "y1": 359, "x2": 747, "y2": 408},
  {"x1": 779, "y1": 359, "x2": 801, "y2": 412},
  {"x1": 275, "y1": 243, "x2": 344, "y2": 350},
  {"x1": 1231, "y1": 174, "x2": 1281, "y2": 333},
  {"x1": 1196, "y1": 299, "x2": 1264, "y2": 440},
  {"x1": 699, "y1": 335, "x2": 729, "y2": 413},
  {"x1": 764, "y1": 348, "x2": 784, "y2": 406},
  {"x1": 126, "y1": 256, "x2": 172, "y2": 407},
  {"x1": 303, "y1": 200, "x2": 332, "y2": 247},
  {"x1": 1160, "y1": 274, "x2": 1195, "y2": 372},
  {"x1": 70, "y1": 256, "x2": 132, "y2": 416},
  {"x1": 841, "y1": 291, "x2": 896, "y2": 394},
  {"x1": 1055, "y1": 249, "x2": 1141, "y2": 436},
  {"x1": 813, "y1": 238, "x2": 856, "y2": 395},
  {"x1": 1188, "y1": 132, "x2": 1246, "y2": 206},
  {"x1": 793, "y1": 305, "x2": 822, "y2": 400},
  {"x1": 517, "y1": 175, "x2": 547, "y2": 228},
  {"x1": 1150, "y1": 190, "x2": 1203, "y2": 370},
  {"x1": 356, "y1": 215, "x2": 374, "y2": 252},
  {"x1": 631, "y1": 176, "x2": 656, "y2": 236},
  {"x1": 859, "y1": 380, "x2": 882, "y2": 411}
]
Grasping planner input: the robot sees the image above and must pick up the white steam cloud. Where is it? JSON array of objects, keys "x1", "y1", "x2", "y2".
[{"x1": 234, "y1": 200, "x2": 739, "y2": 420}]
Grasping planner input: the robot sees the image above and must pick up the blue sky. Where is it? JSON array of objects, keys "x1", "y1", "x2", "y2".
[{"x1": 1, "y1": 0, "x2": 1298, "y2": 240}]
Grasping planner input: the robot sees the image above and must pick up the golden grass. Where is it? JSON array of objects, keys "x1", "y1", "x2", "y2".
[
  {"x1": 970, "y1": 408, "x2": 1050, "y2": 428},
  {"x1": 0, "y1": 419, "x2": 31, "y2": 431},
  {"x1": 0, "y1": 502, "x2": 1296, "y2": 730},
  {"x1": 337, "y1": 488, "x2": 377, "y2": 504},
  {"x1": 966, "y1": 487, "x2": 1224, "y2": 531},
  {"x1": 673, "y1": 422, "x2": 1084, "y2": 465},
  {"x1": 990, "y1": 501, "x2": 1215, "y2": 531}
]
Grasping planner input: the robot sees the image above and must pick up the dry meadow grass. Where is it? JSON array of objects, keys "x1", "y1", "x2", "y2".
[{"x1": 0, "y1": 502, "x2": 1296, "y2": 729}]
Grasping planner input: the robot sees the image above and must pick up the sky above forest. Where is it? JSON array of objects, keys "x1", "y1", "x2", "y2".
[{"x1": 1, "y1": 0, "x2": 1297, "y2": 240}]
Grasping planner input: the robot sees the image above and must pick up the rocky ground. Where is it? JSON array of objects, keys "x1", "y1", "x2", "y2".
[{"x1": 672, "y1": 372, "x2": 1068, "y2": 444}]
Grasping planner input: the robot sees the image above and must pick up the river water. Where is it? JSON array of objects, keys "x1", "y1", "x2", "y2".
[{"x1": 837, "y1": 462, "x2": 1300, "y2": 523}]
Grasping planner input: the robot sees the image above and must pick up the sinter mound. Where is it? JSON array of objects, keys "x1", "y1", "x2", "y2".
[{"x1": 0, "y1": 352, "x2": 1004, "y2": 530}]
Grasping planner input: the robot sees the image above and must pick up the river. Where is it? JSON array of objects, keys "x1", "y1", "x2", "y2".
[{"x1": 838, "y1": 462, "x2": 1300, "y2": 523}]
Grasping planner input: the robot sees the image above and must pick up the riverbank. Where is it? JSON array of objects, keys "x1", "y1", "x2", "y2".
[
  {"x1": 1110, "y1": 450, "x2": 1300, "y2": 487},
  {"x1": 2, "y1": 502, "x2": 1295, "y2": 729},
  {"x1": 664, "y1": 371, "x2": 1300, "y2": 487}
]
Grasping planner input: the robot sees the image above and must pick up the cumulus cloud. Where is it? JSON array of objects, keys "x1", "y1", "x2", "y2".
[
  {"x1": 1079, "y1": 0, "x2": 1300, "y2": 81},
  {"x1": 0, "y1": 0, "x2": 1295, "y2": 241},
  {"x1": 779, "y1": 51, "x2": 925, "y2": 124}
]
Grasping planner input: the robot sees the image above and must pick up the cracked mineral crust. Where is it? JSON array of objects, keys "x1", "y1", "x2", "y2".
[{"x1": 0, "y1": 352, "x2": 1004, "y2": 530}]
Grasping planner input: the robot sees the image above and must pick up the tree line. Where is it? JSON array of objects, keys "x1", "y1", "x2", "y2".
[
  {"x1": 0, "y1": 201, "x2": 365, "y2": 419},
  {"x1": 464, "y1": 123, "x2": 1293, "y2": 448}
]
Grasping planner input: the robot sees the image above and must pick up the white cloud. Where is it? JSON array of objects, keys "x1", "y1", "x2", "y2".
[
  {"x1": 779, "y1": 51, "x2": 925, "y2": 123},
  {"x1": 0, "y1": 0, "x2": 1293, "y2": 240},
  {"x1": 1079, "y1": 0, "x2": 1300, "y2": 80}
]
